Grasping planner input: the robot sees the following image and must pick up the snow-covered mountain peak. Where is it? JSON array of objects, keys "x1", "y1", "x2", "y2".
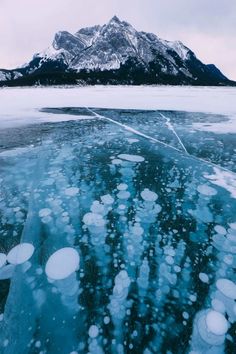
[
  {"x1": 0, "y1": 16, "x2": 232, "y2": 86},
  {"x1": 37, "y1": 17, "x2": 193, "y2": 70},
  {"x1": 104, "y1": 16, "x2": 136, "y2": 33},
  {"x1": 109, "y1": 15, "x2": 122, "y2": 24}
]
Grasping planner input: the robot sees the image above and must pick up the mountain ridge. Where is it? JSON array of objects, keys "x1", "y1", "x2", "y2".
[{"x1": 0, "y1": 16, "x2": 235, "y2": 87}]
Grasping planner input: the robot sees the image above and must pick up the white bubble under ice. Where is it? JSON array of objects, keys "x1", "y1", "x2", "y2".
[
  {"x1": 111, "y1": 158, "x2": 123, "y2": 165},
  {"x1": 211, "y1": 299, "x2": 226, "y2": 313},
  {"x1": 117, "y1": 183, "x2": 128, "y2": 191},
  {"x1": 216, "y1": 278, "x2": 236, "y2": 300},
  {"x1": 229, "y1": 222, "x2": 236, "y2": 230},
  {"x1": 39, "y1": 208, "x2": 52, "y2": 218},
  {"x1": 91, "y1": 201, "x2": 105, "y2": 214},
  {"x1": 45, "y1": 247, "x2": 80, "y2": 280},
  {"x1": 0, "y1": 253, "x2": 7, "y2": 268},
  {"x1": 141, "y1": 188, "x2": 158, "y2": 202},
  {"x1": 104, "y1": 316, "x2": 110, "y2": 324},
  {"x1": 205, "y1": 311, "x2": 228, "y2": 335},
  {"x1": 199, "y1": 273, "x2": 209, "y2": 284},
  {"x1": 117, "y1": 191, "x2": 130, "y2": 200},
  {"x1": 197, "y1": 184, "x2": 217, "y2": 196},
  {"x1": 88, "y1": 325, "x2": 99, "y2": 338},
  {"x1": 83, "y1": 213, "x2": 106, "y2": 227},
  {"x1": 0, "y1": 264, "x2": 15, "y2": 280},
  {"x1": 214, "y1": 225, "x2": 227, "y2": 235},
  {"x1": 7, "y1": 243, "x2": 35, "y2": 265},
  {"x1": 101, "y1": 194, "x2": 114, "y2": 205},
  {"x1": 64, "y1": 187, "x2": 80, "y2": 196},
  {"x1": 117, "y1": 154, "x2": 145, "y2": 163},
  {"x1": 126, "y1": 138, "x2": 139, "y2": 144}
]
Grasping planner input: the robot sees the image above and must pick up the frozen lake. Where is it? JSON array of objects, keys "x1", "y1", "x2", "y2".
[{"x1": 0, "y1": 86, "x2": 236, "y2": 353}]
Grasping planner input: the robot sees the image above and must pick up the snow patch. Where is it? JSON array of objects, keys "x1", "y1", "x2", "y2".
[{"x1": 204, "y1": 167, "x2": 236, "y2": 199}]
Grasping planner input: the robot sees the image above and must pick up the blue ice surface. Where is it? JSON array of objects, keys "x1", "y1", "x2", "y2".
[{"x1": 0, "y1": 108, "x2": 236, "y2": 354}]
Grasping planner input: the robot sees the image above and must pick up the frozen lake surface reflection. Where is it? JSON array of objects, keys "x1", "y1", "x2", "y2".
[{"x1": 0, "y1": 107, "x2": 236, "y2": 354}]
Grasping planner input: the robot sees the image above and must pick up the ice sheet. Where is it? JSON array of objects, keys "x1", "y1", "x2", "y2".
[
  {"x1": 0, "y1": 89, "x2": 236, "y2": 353},
  {"x1": 0, "y1": 86, "x2": 236, "y2": 129}
]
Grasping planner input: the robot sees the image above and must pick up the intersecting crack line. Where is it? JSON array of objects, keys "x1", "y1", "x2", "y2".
[
  {"x1": 86, "y1": 107, "x2": 236, "y2": 178},
  {"x1": 86, "y1": 107, "x2": 183, "y2": 153},
  {"x1": 159, "y1": 112, "x2": 189, "y2": 154}
]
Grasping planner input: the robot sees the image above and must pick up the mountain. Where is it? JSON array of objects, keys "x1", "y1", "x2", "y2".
[{"x1": 0, "y1": 16, "x2": 235, "y2": 86}]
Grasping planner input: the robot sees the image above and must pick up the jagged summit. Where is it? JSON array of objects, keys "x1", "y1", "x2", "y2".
[
  {"x1": 109, "y1": 15, "x2": 122, "y2": 23},
  {"x1": 0, "y1": 16, "x2": 234, "y2": 86}
]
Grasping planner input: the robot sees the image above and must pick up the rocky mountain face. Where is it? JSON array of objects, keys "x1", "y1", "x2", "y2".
[{"x1": 0, "y1": 16, "x2": 234, "y2": 86}]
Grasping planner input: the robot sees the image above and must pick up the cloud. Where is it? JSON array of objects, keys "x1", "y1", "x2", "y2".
[{"x1": 0, "y1": 0, "x2": 235, "y2": 79}]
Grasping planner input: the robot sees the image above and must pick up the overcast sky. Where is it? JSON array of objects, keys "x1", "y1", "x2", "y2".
[{"x1": 0, "y1": 0, "x2": 235, "y2": 80}]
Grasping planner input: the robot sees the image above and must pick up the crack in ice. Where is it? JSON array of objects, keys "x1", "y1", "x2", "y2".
[
  {"x1": 86, "y1": 108, "x2": 183, "y2": 153},
  {"x1": 1, "y1": 103, "x2": 236, "y2": 353},
  {"x1": 86, "y1": 108, "x2": 236, "y2": 178},
  {"x1": 86, "y1": 107, "x2": 236, "y2": 180},
  {"x1": 159, "y1": 112, "x2": 189, "y2": 154}
]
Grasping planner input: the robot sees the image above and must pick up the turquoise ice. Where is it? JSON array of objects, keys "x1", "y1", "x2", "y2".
[{"x1": 0, "y1": 108, "x2": 236, "y2": 353}]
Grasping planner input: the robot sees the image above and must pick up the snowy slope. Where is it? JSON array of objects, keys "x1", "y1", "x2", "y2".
[{"x1": 29, "y1": 16, "x2": 199, "y2": 76}]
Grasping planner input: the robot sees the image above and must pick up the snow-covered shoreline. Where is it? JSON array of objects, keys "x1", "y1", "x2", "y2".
[{"x1": 0, "y1": 85, "x2": 236, "y2": 131}]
